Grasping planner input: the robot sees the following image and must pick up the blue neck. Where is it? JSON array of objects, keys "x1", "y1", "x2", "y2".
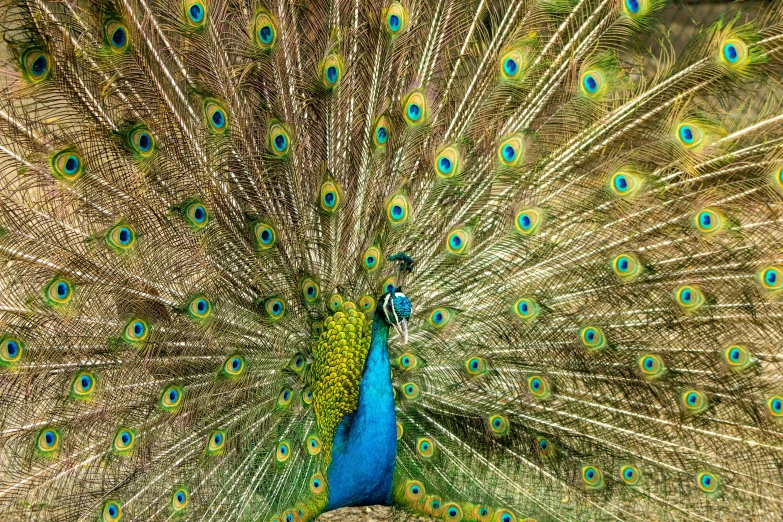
[{"x1": 325, "y1": 313, "x2": 397, "y2": 510}]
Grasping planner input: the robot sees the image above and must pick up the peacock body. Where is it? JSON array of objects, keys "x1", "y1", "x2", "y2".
[{"x1": 0, "y1": 0, "x2": 782, "y2": 520}]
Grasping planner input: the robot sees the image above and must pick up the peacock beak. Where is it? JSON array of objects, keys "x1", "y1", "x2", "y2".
[{"x1": 393, "y1": 318, "x2": 408, "y2": 345}]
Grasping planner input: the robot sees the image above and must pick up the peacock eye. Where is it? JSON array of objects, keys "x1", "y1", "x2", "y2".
[
  {"x1": 71, "y1": 371, "x2": 96, "y2": 398},
  {"x1": 113, "y1": 428, "x2": 136, "y2": 453},
  {"x1": 306, "y1": 435, "x2": 321, "y2": 455},
  {"x1": 185, "y1": 0, "x2": 206, "y2": 26},
  {"x1": 204, "y1": 101, "x2": 228, "y2": 133},
  {"x1": 265, "y1": 298, "x2": 286, "y2": 319},
  {"x1": 499, "y1": 48, "x2": 527, "y2": 81},
  {"x1": 37, "y1": 428, "x2": 60, "y2": 453},
  {"x1": 309, "y1": 473, "x2": 326, "y2": 495},
  {"x1": 694, "y1": 207, "x2": 723, "y2": 234},
  {"x1": 697, "y1": 471, "x2": 719, "y2": 493},
  {"x1": 682, "y1": 390, "x2": 709, "y2": 413},
  {"x1": 103, "y1": 501, "x2": 123, "y2": 521},
  {"x1": 321, "y1": 53, "x2": 345, "y2": 89},
  {"x1": 498, "y1": 134, "x2": 524, "y2": 166},
  {"x1": 159, "y1": 385, "x2": 183, "y2": 411},
  {"x1": 105, "y1": 21, "x2": 130, "y2": 52},
  {"x1": 767, "y1": 396, "x2": 783, "y2": 418},
  {"x1": 446, "y1": 228, "x2": 471, "y2": 255},
  {"x1": 514, "y1": 298, "x2": 539, "y2": 320},
  {"x1": 402, "y1": 90, "x2": 427, "y2": 125},
  {"x1": 319, "y1": 180, "x2": 342, "y2": 212},
  {"x1": 171, "y1": 488, "x2": 189, "y2": 511},
  {"x1": 623, "y1": 0, "x2": 645, "y2": 16},
  {"x1": 123, "y1": 318, "x2": 149, "y2": 343},
  {"x1": 429, "y1": 308, "x2": 450, "y2": 327},
  {"x1": 45, "y1": 277, "x2": 73, "y2": 306},
  {"x1": 106, "y1": 224, "x2": 136, "y2": 251},
  {"x1": 1, "y1": 336, "x2": 24, "y2": 365},
  {"x1": 580, "y1": 69, "x2": 605, "y2": 97},
  {"x1": 128, "y1": 127, "x2": 155, "y2": 157},
  {"x1": 720, "y1": 38, "x2": 748, "y2": 67},
  {"x1": 276, "y1": 441, "x2": 291, "y2": 462},
  {"x1": 185, "y1": 202, "x2": 210, "y2": 228},
  {"x1": 374, "y1": 116, "x2": 390, "y2": 147},
  {"x1": 609, "y1": 170, "x2": 641, "y2": 197},
  {"x1": 675, "y1": 284, "x2": 704, "y2": 311},
  {"x1": 385, "y1": 194, "x2": 410, "y2": 225},
  {"x1": 638, "y1": 353, "x2": 665, "y2": 380},
  {"x1": 268, "y1": 122, "x2": 291, "y2": 156},
  {"x1": 434, "y1": 145, "x2": 462, "y2": 179},
  {"x1": 385, "y1": 2, "x2": 408, "y2": 36},
  {"x1": 23, "y1": 49, "x2": 51, "y2": 81},
  {"x1": 676, "y1": 122, "x2": 705, "y2": 149},
  {"x1": 187, "y1": 296, "x2": 212, "y2": 320},
  {"x1": 621, "y1": 465, "x2": 641, "y2": 485},
  {"x1": 222, "y1": 355, "x2": 245, "y2": 377},
  {"x1": 207, "y1": 430, "x2": 226, "y2": 454},
  {"x1": 51, "y1": 150, "x2": 84, "y2": 181},
  {"x1": 254, "y1": 12, "x2": 277, "y2": 49},
  {"x1": 581, "y1": 466, "x2": 604, "y2": 488}
]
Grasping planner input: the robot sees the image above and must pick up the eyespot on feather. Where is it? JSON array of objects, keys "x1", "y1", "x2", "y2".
[
  {"x1": 221, "y1": 355, "x2": 245, "y2": 377},
  {"x1": 1, "y1": 336, "x2": 24, "y2": 366},
  {"x1": 171, "y1": 487, "x2": 189, "y2": 512},
  {"x1": 580, "y1": 326, "x2": 607, "y2": 349},
  {"x1": 207, "y1": 429, "x2": 226, "y2": 454},
  {"x1": 676, "y1": 121, "x2": 705, "y2": 150},
  {"x1": 681, "y1": 389, "x2": 709, "y2": 414},
  {"x1": 694, "y1": 207, "x2": 724, "y2": 235},
  {"x1": 159, "y1": 385, "x2": 183, "y2": 411},
  {"x1": 514, "y1": 208, "x2": 542, "y2": 235},
  {"x1": 204, "y1": 100, "x2": 228, "y2": 133},
  {"x1": 268, "y1": 121, "x2": 291, "y2": 156},
  {"x1": 434, "y1": 145, "x2": 463, "y2": 179},
  {"x1": 321, "y1": 53, "x2": 345, "y2": 89},
  {"x1": 498, "y1": 134, "x2": 524, "y2": 167},
  {"x1": 720, "y1": 38, "x2": 749, "y2": 67},
  {"x1": 528, "y1": 375, "x2": 551, "y2": 399},
  {"x1": 129, "y1": 126, "x2": 155, "y2": 157},
  {"x1": 184, "y1": 0, "x2": 206, "y2": 27},
  {"x1": 674, "y1": 284, "x2": 704, "y2": 312},
  {"x1": 70, "y1": 371, "x2": 95, "y2": 398},
  {"x1": 612, "y1": 253, "x2": 642, "y2": 280},
  {"x1": 105, "y1": 21, "x2": 130, "y2": 52},
  {"x1": 446, "y1": 228, "x2": 471, "y2": 255},
  {"x1": 402, "y1": 90, "x2": 428, "y2": 125},
  {"x1": 386, "y1": 194, "x2": 410, "y2": 225},
  {"x1": 45, "y1": 277, "x2": 73, "y2": 306},
  {"x1": 122, "y1": 318, "x2": 149, "y2": 344},
  {"x1": 112, "y1": 428, "x2": 136, "y2": 454},
  {"x1": 384, "y1": 2, "x2": 409, "y2": 37},
  {"x1": 106, "y1": 224, "x2": 136, "y2": 252},
  {"x1": 51, "y1": 149, "x2": 83, "y2": 181},
  {"x1": 102, "y1": 500, "x2": 123, "y2": 522},
  {"x1": 581, "y1": 465, "x2": 604, "y2": 489},
  {"x1": 637, "y1": 353, "x2": 665, "y2": 380},
  {"x1": 22, "y1": 49, "x2": 51, "y2": 82},
  {"x1": 254, "y1": 11, "x2": 277, "y2": 50},
  {"x1": 320, "y1": 180, "x2": 342, "y2": 212},
  {"x1": 184, "y1": 201, "x2": 210, "y2": 228}
]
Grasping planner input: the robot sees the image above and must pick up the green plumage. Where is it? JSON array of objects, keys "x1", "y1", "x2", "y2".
[{"x1": 1, "y1": 0, "x2": 783, "y2": 520}]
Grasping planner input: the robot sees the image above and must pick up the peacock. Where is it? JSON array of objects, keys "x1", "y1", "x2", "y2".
[{"x1": 1, "y1": 0, "x2": 783, "y2": 520}]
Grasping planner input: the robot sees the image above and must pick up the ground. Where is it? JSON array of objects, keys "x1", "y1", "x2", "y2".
[{"x1": 316, "y1": 506, "x2": 433, "y2": 521}]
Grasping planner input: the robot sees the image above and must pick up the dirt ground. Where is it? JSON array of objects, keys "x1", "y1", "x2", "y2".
[{"x1": 315, "y1": 506, "x2": 433, "y2": 521}]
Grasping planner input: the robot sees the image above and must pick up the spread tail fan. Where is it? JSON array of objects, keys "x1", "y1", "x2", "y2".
[{"x1": 1, "y1": 0, "x2": 782, "y2": 521}]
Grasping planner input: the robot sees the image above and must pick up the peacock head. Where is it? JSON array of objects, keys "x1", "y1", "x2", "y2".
[{"x1": 379, "y1": 288, "x2": 411, "y2": 344}]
